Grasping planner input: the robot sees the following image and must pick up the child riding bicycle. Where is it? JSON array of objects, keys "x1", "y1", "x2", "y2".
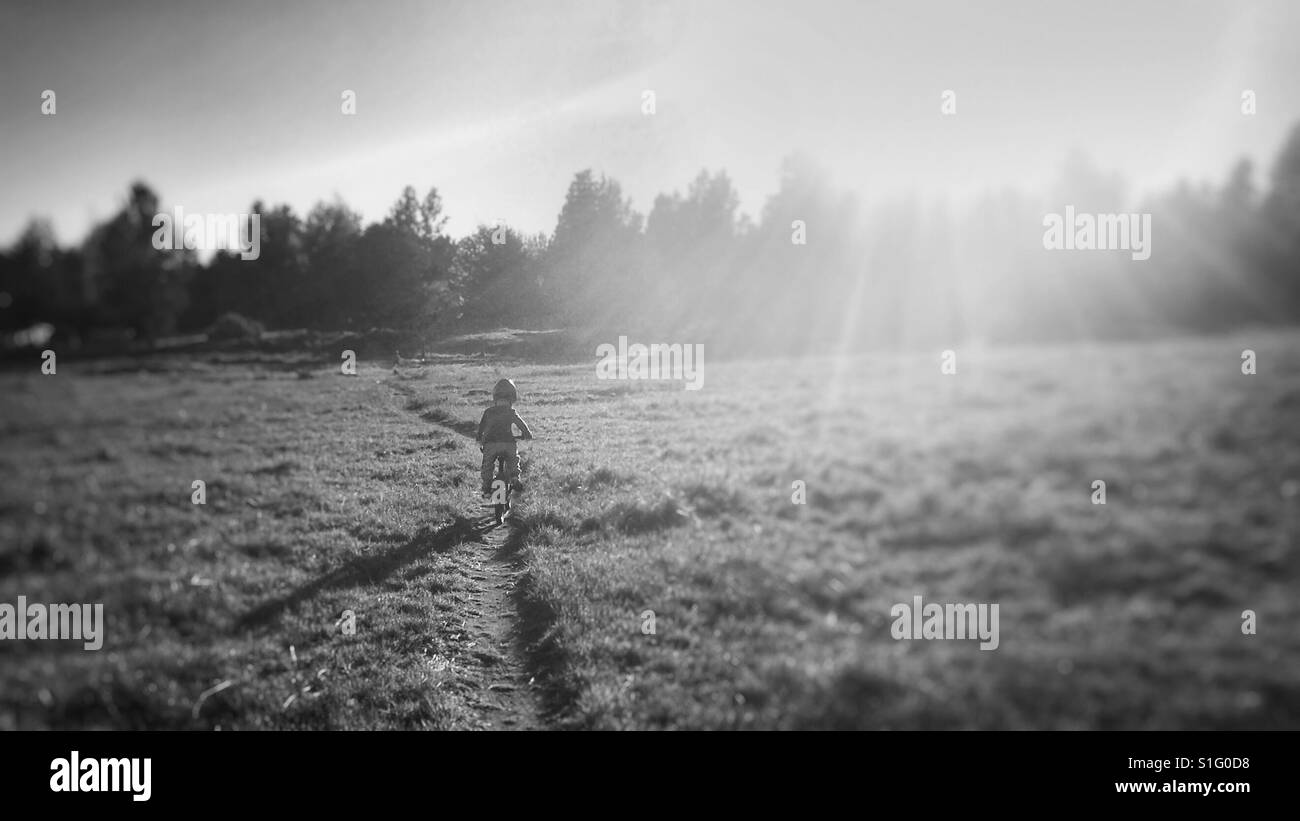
[{"x1": 476, "y1": 378, "x2": 534, "y2": 498}]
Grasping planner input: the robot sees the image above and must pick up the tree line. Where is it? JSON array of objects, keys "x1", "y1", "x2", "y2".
[{"x1": 3, "y1": 122, "x2": 1300, "y2": 355}]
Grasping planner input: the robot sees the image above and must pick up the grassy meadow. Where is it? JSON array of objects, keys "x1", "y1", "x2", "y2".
[{"x1": 1, "y1": 330, "x2": 1297, "y2": 729}]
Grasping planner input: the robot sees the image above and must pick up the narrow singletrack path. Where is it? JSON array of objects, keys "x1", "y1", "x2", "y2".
[{"x1": 391, "y1": 379, "x2": 543, "y2": 730}]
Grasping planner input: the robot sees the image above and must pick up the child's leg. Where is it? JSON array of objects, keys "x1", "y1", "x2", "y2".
[
  {"x1": 503, "y1": 443, "x2": 521, "y2": 486},
  {"x1": 480, "y1": 446, "x2": 496, "y2": 492}
]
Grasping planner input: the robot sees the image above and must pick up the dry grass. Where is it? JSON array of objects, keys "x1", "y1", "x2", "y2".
[{"x1": 2, "y1": 330, "x2": 1297, "y2": 729}]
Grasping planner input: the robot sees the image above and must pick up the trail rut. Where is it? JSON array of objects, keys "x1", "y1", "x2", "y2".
[{"x1": 392, "y1": 380, "x2": 544, "y2": 730}]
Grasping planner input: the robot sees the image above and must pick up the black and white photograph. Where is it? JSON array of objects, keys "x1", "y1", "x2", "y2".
[{"x1": 0, "y1": 0, "x2": 1297, "y2": 794}]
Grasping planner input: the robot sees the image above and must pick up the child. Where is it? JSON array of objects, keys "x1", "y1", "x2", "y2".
[{"x1": 477, "y1": 378, "x2": 533, "y2": 497}]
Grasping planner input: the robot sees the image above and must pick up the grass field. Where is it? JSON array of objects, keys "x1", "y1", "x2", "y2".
[{"x1": 2, "y1": 331, "x2": 1297, "y2": 729}]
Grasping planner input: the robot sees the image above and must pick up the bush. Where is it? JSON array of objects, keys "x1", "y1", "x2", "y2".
[{"x1": 607, "y1": 496, "x2": 692, "y2": 534}]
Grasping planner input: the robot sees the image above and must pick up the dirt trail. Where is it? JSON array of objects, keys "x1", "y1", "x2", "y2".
[
  {"x1": 390, "y1": 380, "x2": 544, "y2": 731},
  {"x1": 447, "y1": 516, "x2": 542, "y2": 730}
]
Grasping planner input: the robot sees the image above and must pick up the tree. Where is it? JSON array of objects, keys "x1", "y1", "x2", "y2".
[
  {"x1": 344, "y1": 187, "x2": 458, "y2": 333},
  {"x1": 740, "y1": 154, "x2": 860, "y2": 352},
  {"x1": 83, "y1": 182, "x2": 193, "y2": 340},
  {"x1": 300, "y1": 197, "x2": 364, "y2": 329},
  {"x1": 180, "y1": 201, "x2": 308, "y2": 331},
  {"x1": 544, "y1": 170, "x2": 645, "y2": 328},
  {"x1": 645, "y1": 169, "x2": 744, "y2": 333},
  {"x1": 452, "y1": 223, "x2": 544, "y2": 327},
  {"x1": 1260, "y1": 123, "x2": 1300, "y2": 312}
]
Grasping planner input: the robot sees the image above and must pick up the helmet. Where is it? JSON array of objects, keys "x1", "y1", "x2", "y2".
[{"x1": 492, "y1": 378, "x2": 518, "y2": 401}]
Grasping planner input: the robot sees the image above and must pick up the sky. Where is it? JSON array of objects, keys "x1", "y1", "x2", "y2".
[{"x1": 2, "y1": 0, "x2": 1299, "y2": 246}]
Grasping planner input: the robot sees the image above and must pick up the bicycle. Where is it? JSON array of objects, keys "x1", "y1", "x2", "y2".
[{"x1": 482, "y1": 436, "x2": 528, "y2": 525}]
